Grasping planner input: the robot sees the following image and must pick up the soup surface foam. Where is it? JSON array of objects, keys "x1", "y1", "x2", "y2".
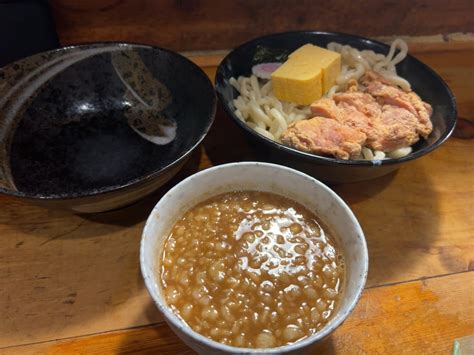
[{"x1": 160, "y1": 191, "x2": 344, "y2": 348}]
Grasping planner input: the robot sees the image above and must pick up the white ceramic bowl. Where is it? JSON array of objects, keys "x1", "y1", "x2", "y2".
[{"x1": 140, "y1": 162, "x2": 368, "y2": 354}]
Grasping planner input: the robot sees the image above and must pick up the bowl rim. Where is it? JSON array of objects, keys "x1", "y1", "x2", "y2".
[
  {"x1": 0, "y1": 42, "x2": 217, "y2": 200},
  {"x1": 215, "y1": 30, "x2": 457, "y2": 167},
  {"x1": 140, "y1": 161, "x2": 369, "y2": 353}
]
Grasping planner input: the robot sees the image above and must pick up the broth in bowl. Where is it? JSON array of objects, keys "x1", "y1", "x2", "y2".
[{"x1": 159, "y1": 191, "x2": 344, "y2": 348}]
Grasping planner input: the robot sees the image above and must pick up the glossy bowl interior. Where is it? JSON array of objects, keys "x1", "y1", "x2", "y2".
[
  {"x1": 140, "y1": 162, "x2": 368, "y2": 354},
  {"x1": 0, "y1": 43, "x2": 216, "y2": 212},
  {"x1": 215, "y1": 31, "x2": 457, "y2": 183}
]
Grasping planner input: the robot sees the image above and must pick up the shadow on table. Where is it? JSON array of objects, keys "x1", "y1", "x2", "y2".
[
  {"x1": 328, "y1": 169, "x2": 399, "y2": 203},
  {"x1": 116, "y1": 299, "x2": 193, "y2": 354},
  {"x1": 118, "y1": 298, "x2": 338, "y2": 354},
  {"x1": 334, "y1": 161, "x2": 442, "y2": 287}
]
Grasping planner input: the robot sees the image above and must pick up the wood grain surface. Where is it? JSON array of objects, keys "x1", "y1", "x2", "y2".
[
  {"x1": 0, "y1": 42, "x2": 473, "y2": 353},
  {"x1": 5, "y1": 272, "x2": 473, "y2": 354},
  {"x1": 50, "y1": 0, "x2": 474, "y2": 51}
]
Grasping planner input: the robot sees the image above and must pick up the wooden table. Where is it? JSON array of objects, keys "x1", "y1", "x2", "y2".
[{"x1": 1, "y1": 40, "x2": 473, "y2": 354}]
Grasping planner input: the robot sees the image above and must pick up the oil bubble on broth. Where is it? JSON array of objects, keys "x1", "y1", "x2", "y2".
[{"x1": 159, "y1": 191, "x2": 345, "y2": 348}]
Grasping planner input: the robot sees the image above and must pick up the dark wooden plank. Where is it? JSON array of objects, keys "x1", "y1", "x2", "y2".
[{"x1": 50, "y1": 0, "x2": 474, "y2": 51}]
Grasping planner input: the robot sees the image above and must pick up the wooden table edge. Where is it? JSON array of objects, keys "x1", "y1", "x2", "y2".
[{"x1": 2, "y1": 270, "x2": 472, "y2": 354}]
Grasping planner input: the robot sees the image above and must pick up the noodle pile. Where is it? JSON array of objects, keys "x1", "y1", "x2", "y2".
[
  {"x1": 327, "y1": 39, "x2": 410, "y2": 96},
  {"x1": 230, "y1": 76, "x2": 310, "y2": 140},
  {"x1": 231, "y1": 39, "x2": 413, "y2": 160}
]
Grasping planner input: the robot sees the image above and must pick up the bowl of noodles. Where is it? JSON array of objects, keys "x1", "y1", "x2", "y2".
[{"x1": 215, "y1": 31, "x2": 457, "y2": 183}]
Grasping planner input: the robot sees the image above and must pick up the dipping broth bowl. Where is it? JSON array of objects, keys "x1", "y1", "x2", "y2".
[
  {"x1": 215, "y1": 31, "x2": 457, "y2": 183},
  {"x1": 0, "y1": 43, "x2": 216, "y2": 213},
  {"x1": 140, "y1": 162, "x2": 368, "y2": 354}
]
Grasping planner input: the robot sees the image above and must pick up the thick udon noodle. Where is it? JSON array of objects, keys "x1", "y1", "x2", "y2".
[
  {"x1": 231, "y1": 39, "x2": 413, "y2": 160},
  {"x1": 326, "y1": 39, "x2": 410, "y2": 96},
  {"x1": 230, "y1": 76, "x2": 311, "y2": 140}
]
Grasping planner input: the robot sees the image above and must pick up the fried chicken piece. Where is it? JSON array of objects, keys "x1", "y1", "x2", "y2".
[
  {"x1": 281, "y1": 117, "x2": 366, "y2": 160},
  {"x1": 308, "y1": 70, "x2": 433, "y2": 153},
  {"x1": 372, "y1": 105, "x2": 421, "y2": 152},
  {"x1": 362, "y1": 71, "x2": 433, "y2": 138},
  {"x1": 310, "y1": 97, "x2": 340, "y2": 119},
  {"x1": 311, "y1": 94, "x2": 381, "y2": 147}
]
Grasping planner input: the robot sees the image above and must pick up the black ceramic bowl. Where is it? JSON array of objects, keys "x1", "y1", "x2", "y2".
[
  {"x1": 216, "y1": 31, "x2": 457, "y2": 183},
  {"x1": 0, "y1": 43, "x2": 216, "y2": 212}
]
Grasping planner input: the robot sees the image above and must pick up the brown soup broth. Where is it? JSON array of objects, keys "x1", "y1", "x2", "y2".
[{"x1": 160, "y1": 191, "x2": 344, "y2": 348}]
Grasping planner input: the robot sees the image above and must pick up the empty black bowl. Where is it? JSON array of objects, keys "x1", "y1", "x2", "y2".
[
  {"x1": 215, "y1": 31, "x2": 457, "y2": 183},
  {"x1": 0, "y1": 43, "x2": 216, "y2": 212}
]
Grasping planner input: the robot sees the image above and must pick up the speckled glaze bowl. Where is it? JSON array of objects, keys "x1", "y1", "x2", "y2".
[
  {"x1": 215, "y1": 31, "x2": 457, "y2": 183},
  {"x1": 0, "y1": 43, "x2": 216, "y2": 213},
  {"x1": 141, "y1": 162, "x2": 368, "y2": 354}
]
